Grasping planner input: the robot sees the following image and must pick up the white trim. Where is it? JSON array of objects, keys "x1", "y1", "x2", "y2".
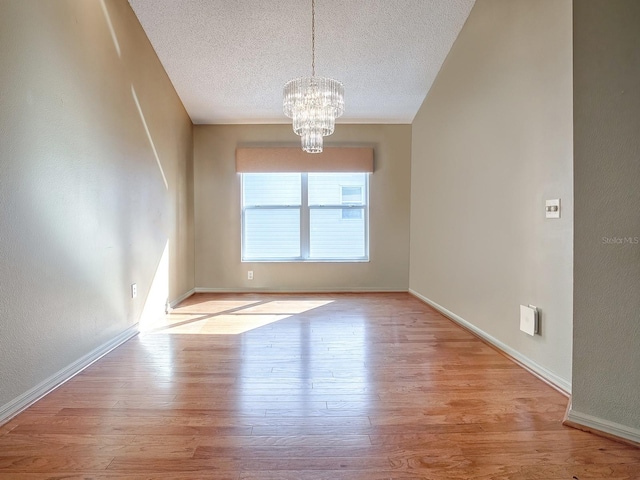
[
  {"x1": 567, "y1": 408, "x2": 640, "y2": 444},
  {"x1": 409, "y1": 289, "x2": 572, "y2": 394},
  {"x1": 0, "y1": 324, "x2": 139, "y2": 426},
  {"x1": 169, "y1": 288, "x2": 195, "y2": 308},
  {"x1": 195, "y1": 287, "x2": 408, "y2": 294}
]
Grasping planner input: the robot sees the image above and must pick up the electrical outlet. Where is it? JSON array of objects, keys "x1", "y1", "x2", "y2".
[
  {"x1": 247, "y1": 271, "x2": 253, "y2": 280},
  {"x1": 131, "y1": 283, "x2": 137, "y2": 299}
]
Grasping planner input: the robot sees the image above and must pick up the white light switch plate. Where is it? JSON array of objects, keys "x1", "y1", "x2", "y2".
[{"x1": 545, "y1": 199, "x2": 560, "y2": 218}]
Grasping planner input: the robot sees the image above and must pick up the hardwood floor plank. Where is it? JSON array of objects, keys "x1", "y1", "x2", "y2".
[
  {"x1": 0, "y1": 440, "x2": 195, "y2": 458},
  {"x1": 105, "y1": 457, "x2": 242, "y2": 472},
  {"x1": 9, "y1": 424, "x2": 253, "y2": 437},
  {"x1": 0, "y1": 456, "x2": 112, "y2": 472},
  {"x1": 240, "y1": 455, "x2": 392, "y2": 471},
  {"x1": 237, "y1": 471, "x2": 428, "y2": 480},
  {"x1": 194, "y1": 445, "x2": 391, "y2": 459},
  {"x1": 1, "y1": 293, "x2": 637, "y2": 478},
  {"x1": 0, "y1": 475, "x2": 240, "y2": 480},
  {"x1": 197, "y1": 434, "x2": 373, "y2": 447}
]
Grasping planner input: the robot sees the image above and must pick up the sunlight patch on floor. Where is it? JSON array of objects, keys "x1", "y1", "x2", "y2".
[
  {"x1": 156, "y1": 314, "x2": 292, "y2": 335},
  {"x1": 238, "y1": 300, "x2": 334, "y2": 315},
  {"x1": 173, "y1": 300, "x2": 261, "y2": 314},
  {"x1": 146, "y1": 300, "x2": 334, "y2": 335}
]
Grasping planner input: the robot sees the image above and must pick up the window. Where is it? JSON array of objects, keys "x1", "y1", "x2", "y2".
[{"x1": 242, "y1": 173, "x2": 369, "y2": 262}]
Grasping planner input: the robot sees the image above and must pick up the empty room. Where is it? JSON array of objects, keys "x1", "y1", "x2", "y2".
[{"x1": 0, "y1": 0, "x2": 639, "y2": 478}]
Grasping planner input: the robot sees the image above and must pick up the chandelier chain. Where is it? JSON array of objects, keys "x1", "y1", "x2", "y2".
[
  {"x1": 311, "y1": 0, "x2": 315, "y2": 77},
  {"x1": 283, "y1": 0, "x2": 344, "y2": 153}
]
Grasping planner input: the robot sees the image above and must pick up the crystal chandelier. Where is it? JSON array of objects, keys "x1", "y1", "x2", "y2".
[{"x1": 283, "y1": 0, "x2": 344, "y2": 154}]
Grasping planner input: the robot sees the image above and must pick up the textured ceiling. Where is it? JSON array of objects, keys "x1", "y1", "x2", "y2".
[{"x1": 128, "y1": 0, "x2": 475, "y2": 125}]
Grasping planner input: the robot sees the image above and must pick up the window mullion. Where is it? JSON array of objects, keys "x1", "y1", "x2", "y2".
[{"x1": 300, "y1": 173, "x2": 310, "y2": 259}]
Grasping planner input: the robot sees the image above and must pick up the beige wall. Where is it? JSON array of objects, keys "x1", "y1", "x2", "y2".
[
  {"x1": 0, "y1": 0, "x2": 194, "y2": 410},
  {"x1": 194, "y1": 124, "x2": 411, "y2": 291},
  {"x1": 572, "y1": 0, "x2": 640, "y2": 434},
  {"x1": 409, "y1": 0, "x2": 574, "y2": 388}
]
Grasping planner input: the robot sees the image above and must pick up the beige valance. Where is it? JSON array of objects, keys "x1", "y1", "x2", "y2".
[{"x1": 236, "y1": 147, "x2": 374, "y2": 173}]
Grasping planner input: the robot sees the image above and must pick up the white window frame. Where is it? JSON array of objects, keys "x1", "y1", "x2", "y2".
[{"x1": 241, "y1": 173, "x2": 369, "y2": 262}]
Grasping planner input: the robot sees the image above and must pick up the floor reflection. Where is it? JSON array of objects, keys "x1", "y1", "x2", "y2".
[
  {"x1": 140, "y1": 295, "x2": 372, "y2": 417},
  {"x1": 238, "y1": 306, "x2": 370, "y2": 416}
]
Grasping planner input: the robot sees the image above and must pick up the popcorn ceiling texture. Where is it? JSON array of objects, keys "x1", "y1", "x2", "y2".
[{"x1": 128, "y1": 0, "x2": 475, "y2": 124}]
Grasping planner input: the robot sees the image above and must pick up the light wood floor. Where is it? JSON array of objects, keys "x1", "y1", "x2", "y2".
[{"x1": 1, "y1": 293, "x2": 638, "y2": 479}]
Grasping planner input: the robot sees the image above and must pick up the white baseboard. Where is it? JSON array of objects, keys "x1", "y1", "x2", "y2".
[
  {"x1": 566, "y1": 408, "x2": 640, "y2": 445},
  {"x1": 195, "y1": 287, "x2": 408, "y2": 293},
  {"x1": 408, "y1": 289, "x2": 572, "y2": 394},
  {"x1": 169, "y1": 288, "x2": 195, "y2": 308},
  {"x1": 0, "y1": 324, "x2": 139, "y2": 426}
]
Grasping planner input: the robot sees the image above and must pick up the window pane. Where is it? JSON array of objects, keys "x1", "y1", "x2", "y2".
[
  {"x1": 310, "y1": 208, "x2": 366, "y2": 259},
  {"x1": 342, "y1": 208, "x2": 363, "y2": 220},
  {"x1": 243, "y1": 173, "x2": 301, "y2": 206},
  {"x1": 244, "y1": 208, "x2": 300, "y2": 259},
  {"x1": 341, "y1": 186, "x2": 363, "y2": 204},
  {"x1": 308, "y1": 173, "x2": 367, "y2": 206}
]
